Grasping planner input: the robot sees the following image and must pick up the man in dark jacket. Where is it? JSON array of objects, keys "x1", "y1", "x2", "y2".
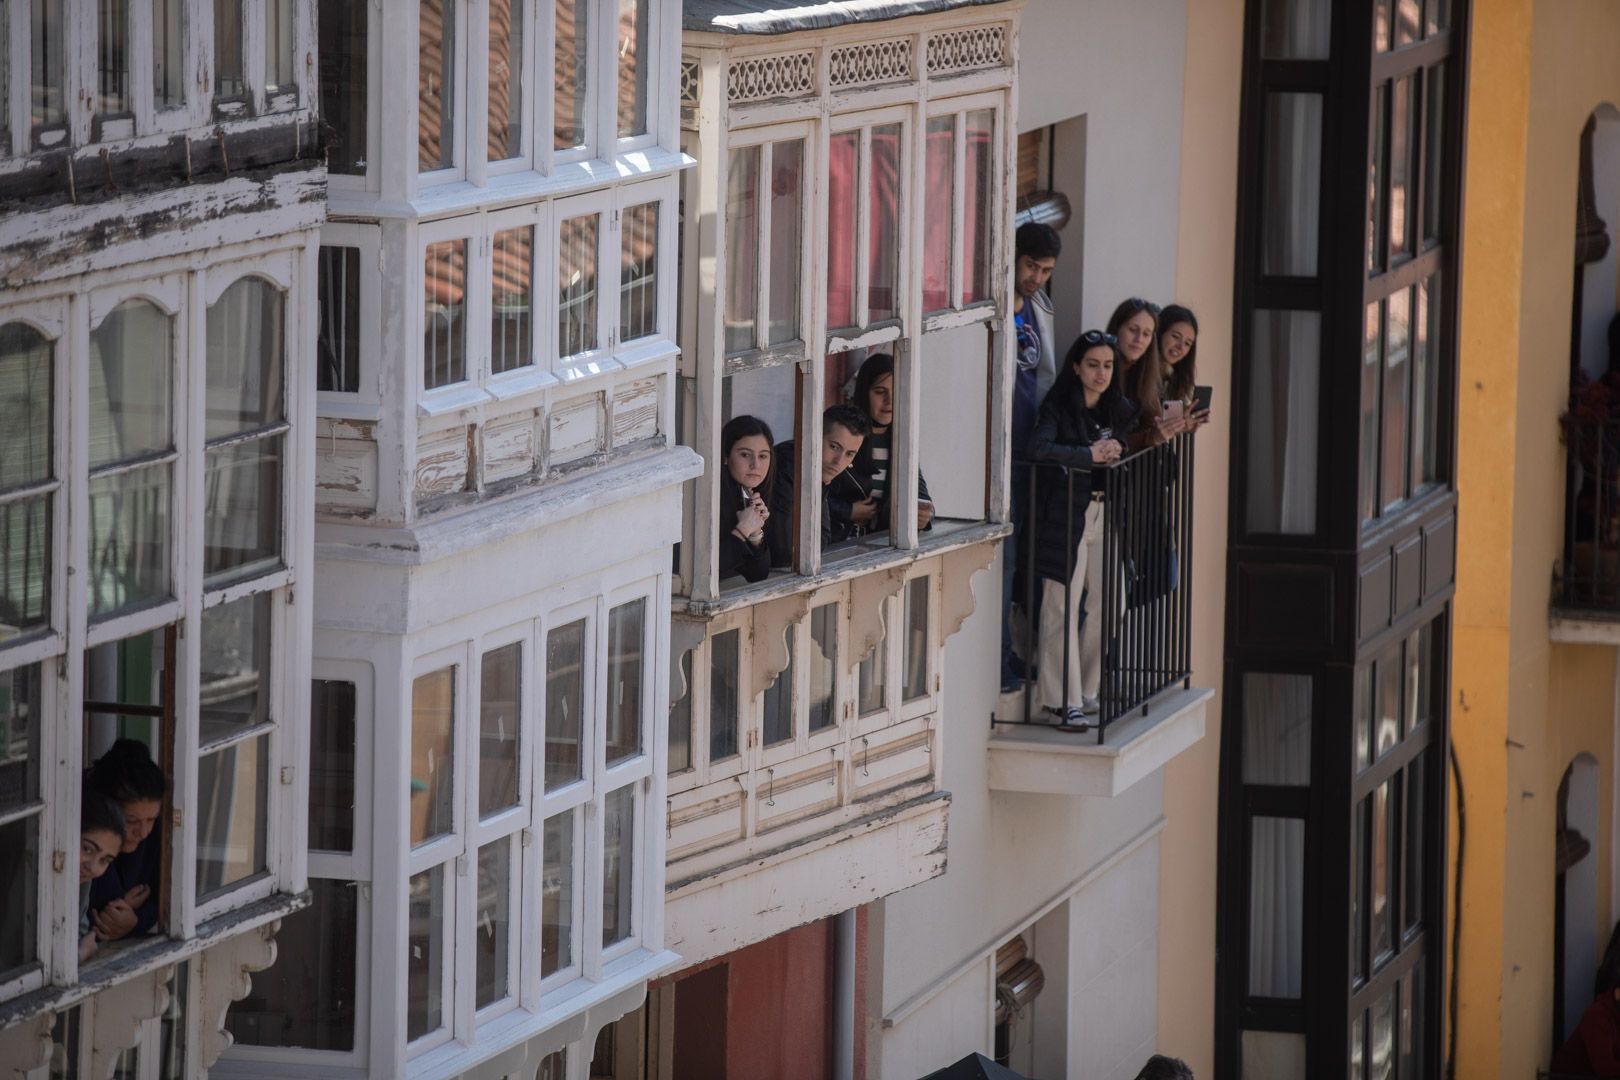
[{"x1": 770, "y1": 405, "x2": 871, "y2": 564}]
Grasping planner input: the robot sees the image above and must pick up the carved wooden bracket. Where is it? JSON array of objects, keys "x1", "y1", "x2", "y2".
[
  {"x1": 940, "y1": 542, "x2": 999, "y2": 645},
  {"x1": 197, "y1": 921, "x2": 280, "y2": 1069},
  {"x1": 749, "y1": 593, "x2": 812, "y2": 699},
  {"x1": 90, "y1": 968, "x2": 172, "y2": 1079},
  {"x1": 0, "y1": 1011, "x2": 53, "y2": 1079},
  {"x1": 846, "y1": 564, "x2": 911, "y2": 676},
  {"x1": 670, "y1": 615, "x2": 708, "y2": 706}
]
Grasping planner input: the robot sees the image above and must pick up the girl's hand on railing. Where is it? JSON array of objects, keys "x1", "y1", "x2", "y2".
[{"x1": 1093, "y1": 438, "x2": 1123, "y2": 464}]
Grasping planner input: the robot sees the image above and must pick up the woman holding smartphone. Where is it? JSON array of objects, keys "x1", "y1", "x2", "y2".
[
  {"x1": 1157, "y1": 304, "x2": 1209, "y2": 432},
  {"x1": 1030, "y1": 330, "x2": 1139, "y2": 725},
  {"x1": 1107, "y1": 297, "x2": 1182, "y2": 445},
  {"x1": 718, "y1": 415, "x2": 778, "y2": 584}
]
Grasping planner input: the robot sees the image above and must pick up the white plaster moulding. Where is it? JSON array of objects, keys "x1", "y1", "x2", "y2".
[
  {"x1": 313, "y1": 445, "x2": 704, "y2": 567},
  {"x1": 1550, "y1": 612, "x2": 1620, "y2": 646},
  {"x1": 880, "y1": 814, "x2": 1169, "y2": 1030}
]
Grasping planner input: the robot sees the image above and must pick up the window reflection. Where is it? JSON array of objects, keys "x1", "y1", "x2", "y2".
[{"x1": 410, "y1": 666, "x2": 455, "y2": 846}]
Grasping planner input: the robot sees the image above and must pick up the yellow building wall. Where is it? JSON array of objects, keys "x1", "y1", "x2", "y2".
[
  {"x1": 1454, "y1": 1, "x2": 1620, "y2": 1077},
  {"x1": 1154, "y1": 0, "x2": 1243, "y2": 1074}
]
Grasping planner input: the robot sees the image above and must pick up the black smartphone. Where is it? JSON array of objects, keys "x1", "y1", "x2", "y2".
[{"x1": 1193, "y1": 385, "x2": 1214, "y2": 415}]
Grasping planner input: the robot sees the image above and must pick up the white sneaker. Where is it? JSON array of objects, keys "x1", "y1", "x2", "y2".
[{"x1": 1080, "y1": 697, "x2": 1100, "y2": 716}]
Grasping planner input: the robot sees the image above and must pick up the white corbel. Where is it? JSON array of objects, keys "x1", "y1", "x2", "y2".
[
  {"x1": 940, "y1": 542, "x2": 999, "y2": 645},
  {"x1": 196, "y1": 921, "x2": 280, "y2": 1068},
  {"x1": 670, "y1": 615, "x2": 709, "y2": 706},
  {"x1": 0, "y1": 1010, "x2": 53, "y2": 1079},
  {"x1": 749, "y1": 593, "x2": 812, "y2": 698},
  {"x1": 90, "y1": 967, "x2": 173, "y2": 1079},
  {"x1": 846, "y1": 564, "x2": 910, "y2": 675}
]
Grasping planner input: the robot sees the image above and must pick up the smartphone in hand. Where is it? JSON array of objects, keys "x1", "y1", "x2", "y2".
[{"x1": 1192, "y1": 385, "x2": 1214, "y2": 415}]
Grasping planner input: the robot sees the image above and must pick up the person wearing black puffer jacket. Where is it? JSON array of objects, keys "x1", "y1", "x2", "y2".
[{"x1": 1030, "y1": 329, "x2": 1139, "y2": 726}]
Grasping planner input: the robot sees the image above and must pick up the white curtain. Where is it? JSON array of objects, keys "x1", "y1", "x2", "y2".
[
  {"x1": 1245, "y1": 673, "x2": 1311, "y2": 999},
  {"x1": 1247, "y1": 310, "x2": 1320, "y2": 534}
]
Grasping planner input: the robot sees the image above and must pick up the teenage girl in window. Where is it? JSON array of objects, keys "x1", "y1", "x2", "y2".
[
  {"x1": 847, "y1": 353, "x2": 934, "y2": 534},
  {"x1": 1107, "y1": 298, "x2": 1184, "y2": 446},
  {"x1": 1031, "y1": 331, "x2": 1138, "y2": 725},
  {"x1": 718, "y1": 415, "x2": 777, "y2": 584},
  {"x1": 79, "y1": 792, "x2": 126, "y2": 962},
  {"x1": 85, "y1": 739, "x2": 167, "y2": 943}
]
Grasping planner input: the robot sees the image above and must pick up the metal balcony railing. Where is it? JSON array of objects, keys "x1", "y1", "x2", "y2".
[
  {"x1": 1008, "y1": 434, "x2": 1196, "y2": 743},
  {"x1": 1559, "y1": 414, "x2": 1620, "y2": 610}
]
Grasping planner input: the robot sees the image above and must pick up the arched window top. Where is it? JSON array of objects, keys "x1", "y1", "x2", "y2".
[
  {"x1": 0, "y1": 322, "x2": 55, "y2": 494},
  {"x1": 89, "y1": 299, "x2": 174, "y2": 468},
  {"x1": 206, "y1": 277, "x2": 286, "y2": 441}
]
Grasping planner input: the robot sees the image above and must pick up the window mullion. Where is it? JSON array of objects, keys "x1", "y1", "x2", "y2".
[
  {"x1": 130, "y1": 0, "x2": 155, "y2": 130},
  {"x1": 467, "y1": 0, "x2": 491, "y2": 184},
  {"x1": 755, "y1": 143, "x2": 773, "y2": 353},
  {"x1": 856, "y1": 127, "x2": 872, "y2": 329},
  {"x1": 243, "y1": 0, "x2": 267, "y2": 113},
  {"x1": 951, "y1": 112, "x2": 966, "y2": 311}
]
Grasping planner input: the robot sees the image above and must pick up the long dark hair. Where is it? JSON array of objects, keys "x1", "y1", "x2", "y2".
[
  {"x1": 81, "y1": 790, "x2": 128, "y2": 843},
  {"x1": 851, "y1": 352, "x2": 895, "y2": 430},
  {"x1": 1158, "y1": 303, "x2": 1199, "y2": 403},
  {"x1": 1048, "y1": 332, "x2": 1129, "y2": 429},
  {"x1": 86, "y1": 739, "x2": 166, "y2": 806},
  {"x1": 1107, "y1": 297, "x2": 1164, "y2": 421},
  {"x1": 719, "y1": 415, "x2": 777, "y2": 523}
]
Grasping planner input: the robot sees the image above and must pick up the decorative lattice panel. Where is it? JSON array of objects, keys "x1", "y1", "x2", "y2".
[
  {"x1": 925, "y1": 25, "x2": 1007, "y2": 76},
  {"x1": 680, "y1": 56, "x2": 701, "y2": 108},
  {"x1": 727, "y1": 50, "x2": 817, "y2": 104},
  {"x1": 827, "y1": 37, "x2": 914, "y2": 89}
]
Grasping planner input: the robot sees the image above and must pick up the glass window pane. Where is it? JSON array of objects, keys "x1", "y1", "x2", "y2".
[
  {"x1": 542, "y1": 810, "x2": 574, "y2": 977},
  {"x1": 724, "y1": 147, "x2": 760, "y2": 355},
  {"x1": 1374, "y1": 0, "x2": 1391, "y2": 50},
  {"x1": 1361, "y1": 300, "x2": 1382, "y2": 523},
  {"x1": 406, "y1": 865, "x2": 446, "y2": 1040},
  {"x1": 1410, "y1": 276, "x2": 1431, "y2": 492},
  {"x1": 709, "y1": 629, "x2": 740, "y2": 762},
  {"x1": 492, "y1": 226, "x2": 535, "y2": 374},
  {"x1": 1260, "y1": 93, "x2": 1322, "y2": 276},
  {"x1": 318, "y1": 0, "x2": 365, "y2": 173},
  {"x1": 964, "y1": 109, "x2": 995, "y2": 305},
  {"x1": 1424, "y1": 65, "x2": 1445, "y2": 245},
  {"x1": 419, "y1": 0, "x2": 455, "y2": 171},
  {"x1": 1405, "y1": 754, "x2": 1425, "y2": 932},
  {"x1": 424, "y1": 238, "x2": 469, "y2": 388},
  {"x1": 0, "y1": 815, "x2": 40, "y2": 980},
  {"x1": 87, "y1": 465, "x2": 171, "y2": 619},
  {"x1": 411, "y1": 666, "x2": 455, "y2": 846},
  {"x1": 1371, "y1": 780, "x2": 1394, "y2": 961},
  {"x1": 858, "y1": 613, "x2": 887, "y2": 716},
  {"x1": 903, "y1": 577, "x2": 929, "y2": 701},
  {"x1": 606, "y1": 599, "x2": 644, "y2": 765},
  {"x1": 923, "y1": 116, "x2": 954, "y2": 314},
  {"x1": 538, "y1": 1049, "x2": 567, "y2": 1080},
  {"x1": 318, "y1": 246, "x2": 362, "y2": 393},
  {"x1": 545, "y1": 620, "x2": 584, "y2": 791},
  {"x1": 309, "y1": 679, "x2": 356, "y2": 852},
  {"x1": 767, "y1": 140, "x2": 804, "y2": 345},
  {"x1": 1395, "y1": 0, "x2": 1420, "y2": 46},
  {"x1": 762, "y1": 626, "x2": 794, "y2": 747},
  {"x1": 475, "y1": 841, "x2": 512, "y2": 1009},
  {"x1": 1390, "y1": 76, "x2": 1417, "y2": 259},
  {"x1": 809, "y1": 603, "x2": 837, "y2": 733},
  {"x1": 1376, "y1": 651, "x2": 1400, "y2": 760},
  {"x1": 1369, "y1": 84, "x2": 1387, "y2": 272},
  {"x1": 0, "y1": 493, "x2": 49, "y2": 642},
  {"x1": 204, "y1": 437, "x2": 283, "y2": 585},
  {"x1": 1370, "y1": 989, "x2": 1395, "y2": 1080},
  {"x1": 1352, "y1": 799, "x2": 1367, "y2": 982},
  {"x1": 1246, "y1": 310, "x2": 1320, "y2": 534},
  {"x1": 225, "y1": 878, "x2": 358, "y2": 1050},
  {"x1": 199, "y1": 592, "x2": 272, "y2": 745},
  {"x1": 153, "y1": 0, "x2": 185, "y2": 109},
  {"x1": 620, "y1": 202, "x2": 659, "y2": 343},
  {"x1": 559, "y1": 214, "x2": 599, "y2": 360},
  {"x1": 0, "y1": 663, "x2": 42, "y2": 815},
  {"x1": 1401, "y1": 957, "x2": 1426, "y2": 1078},
  {"x1": 90, "y1": 301, "x2": 173, "y2": 466},
  {"x1": 488, "y1": 0, "x2": 523, "y2": 161},
  {"x1": 479, "y1": 642, "x2": 521, "y2": 818},
  {"x1": 1355, "y1": 665, "x2": 1373, "y2": 772},
  {"x1": 827, "y1": 131, "x2": 860, "y2": 331},
  {"x1": 868, "y1": 124, "x2": 902, "y2": 324},
  {"x1": 0, "y1": 324, "x2": 53, "y2": 640},
  {"x1": 196, "y1": 734, "x2": 269, "y2": 897},
  {"x1": 602, "y1": 786, "x2": 634, "y2": 947},
  {"x1": 1242, "y1": 673, "x2": 1311, "y2": 785},
  {"x1": 31, "y1": 0, "x2": 65, "y2": 131},
  {"x1": 265, "y1": 0, "x2": 295, "y2": 95},
  {"x1": 1426, "y1": 0, "x2": 1448, "y2": 34},
  {"x1": 213, "y1": 0, "x2": 245, "y2": 99},
  {"x1": 1408, "y1": 622, "x2": 1433, "y2": 732},
  {"x1": 1421, "y1": 273, "x2": 1442, "y2": 482},
  {"x1": 669, "y1": 650, "x2": 692, "y2": 773},
  {"x1": 1259, "y1": 0, "x2": 1330, "y2": 58},
  {"x1": 1241, "y1": 1030, "x2": 1307, "y2": 1080},
  {"x1": 1351, "y1": 1012, "x2": 1366, "y2": 1080},
  {"x1": 98, "y1": 0, "x2": 131, "y2": 116},
  {"x1": 1248, "y1": 815, "x2": 1304, "y2": 997},
  {"x1": 616, "y1": 0, "x2": 647, "y2": 139},
  {"x1": 554, "y1": 0, "x2": 587, "y2": 150}
]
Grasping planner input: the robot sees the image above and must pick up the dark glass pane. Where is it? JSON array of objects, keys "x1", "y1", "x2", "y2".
[
  {"x1": 31, "y1": 0, "x2": 66, "y2": 132},
  {"x1": 213, "y1": 0, "x2": 245, "y2": 99},
  {"x1": 475, "y1": 841, "x2": 512, "y2": 1008},
  {"x1": 97, "y1": 0, "x2": 131, "y2": 116},
  {"x1": 1377, "y1": 651, "x2": 1400, "y2": 762},
  {"x1": 710, "y1": 629, "x2": 740, "y2": 761},
  {"x1": 1361, "y1": 301, "x2": 1383, "y2": 523},
  {"x1": 226, "y1": 878, "x2": 358, "y2": 1050},
  {"x1": 809, "y1": 603, "x2": 837, "y2": 732},
  {"x1": 858, "y1": 612, "x2": 887, "y2": 715},
  {"x1": 1390, "y1": 76, "x2": 1417, "y2": 259},
  {"x1": 1246, "y1": 310, "x2": 1321, "y2": 534},
  {"x1": 1369, "y1": 84, "x2": 1387, "y2": 272},
  {"x1": 903, "y1": 577, "x2": 929, "y2": 701},
  {"x1": 318, "y1": 0, "x2": 366, "y2": 174},
  {"x1": 1352, "y1": 798, "x2": 1367, "y2": 982},
  {"x1": 601, "y1": 785, "x2": 634, "y2": 946},
  {"x1": 606, "y1": 600, "x2": 644, "y2": 766},
  {"x1": 1248, "y1": 816, "x2": 1305, "y2": 997},
  {"x1": 545, "y1": 620, "x2": 585, "y2": 792},
  {"x1": 1405, "y1": 624, "x2": 1431, "y2": 735},
  {"x1": 542, "y1": 810, "x2": 574, "y2": 977},
  {"x1": 619, "y1": 202, "x2": 659, "y2": 343},
  {"x1": 317, "y1": 246, "x2": 362, "y2": 393},
  {"x1": 309, "y1": 679, "x2": 356, "y2": 852},
  {"x1": 0, "y1": 664, "x2": 41, "y2": 812},
  {"x1": 669, "y1": 650, "x2": 693, "y2": 773},
  {"x1": 0, "y1": 815, "x2": 40, "y2": 979},
  {"x1": 1381, "y1": 288, "x2": 1411, "y2": 513},
  {"x1": 406, "y1": 865, "x2": 445, "y2": 1040},
  {"x1": 479, "y1": 642, "x2": 521, "y2": 817},
  {"x1": 1424, "y1": 65, "x2": 1446, "y2": 245},
  {"x1": 762, "y1": 626, "x2": 794, "y2": 747},
  {"x1": 1426, "y1": 0, "x2": 1449, "y2": 36},
  {"x1": 1405, "y1": 753, "x2": 1426, "y2": 932},
  {"x1": 1371, "y1": 779, "x2": 1394, "y2": 962},
  {"x1": 1261, "y1": 94, "x2": 1323, "y2": 276},
  {"x1": 1259, "y1": 0, "x2": 1330, "y2": 58},
  {"x1": 203, "y1": 436, "x2": 283, "y2": 585},
  {"x1": 199, "y1": 592, "x2": 272, "y2": 745},
  {"x1": 411, "y1": 666, "x2": 456, "y2": 845},
  {"x1": 1242, "y1": 673, "x2": 1311, "y2": 785},
  {"x1": 1370, "y1": 989, "x2": 1395, "y2": 1080},
  {"x1": 196, "y1": 735, "x2": 269, "y2": 897},
  {"x1": 424, "y1": 239, "x2": 469, "y2": 388}
]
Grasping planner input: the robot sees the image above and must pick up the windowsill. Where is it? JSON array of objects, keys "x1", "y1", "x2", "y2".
[
  {"x1": 985, "y1": 686, "x2": 1211, "y2": 797},
  {"x1": 487, "y1": 366, "x2": 560, "y2": 403},
  {"x1": 0, "y1": 890, "x2": 309, "y2": 1027},
  {"x1": 417, "y1": 383, "x2": 495, "y2": 420},
  {"x1": 687, "y1": 517, "x2": 1009, "y2": 617},
  {"x1": 317, "y1": 399, "x2": 384, "y2": 424}
]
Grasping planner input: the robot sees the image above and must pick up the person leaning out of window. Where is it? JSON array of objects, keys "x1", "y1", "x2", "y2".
[
  {"x1": 85, "y1": 739, "x2": 167, "y2": 944},
  {"x1": 846, "y1": 353, "x2": 934, "y2": 535},
  {"x1": 1030, "y1": 330, "x2": 1139, "y2": 725},
  {"x1": 772, "y1": 405, "x2": 872, "y2": 559},
  {"x1": 717, "y1": 415, "x2": 782, "y2": 584},
  {"x1": 78, "y1": 792, "x2": 126, "y2": 962}
]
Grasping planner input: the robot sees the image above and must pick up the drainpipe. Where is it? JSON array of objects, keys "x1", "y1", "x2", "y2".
[{"x1": 834, "y1": 908, "x2": 857, "y2": 1080}]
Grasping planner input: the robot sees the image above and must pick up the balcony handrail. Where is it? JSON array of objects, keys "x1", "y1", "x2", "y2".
[
  {"x1": 1558, "y1": 411, "x2": 1620, "y2": 611},
  {"x1": 1009, "y1": 433, "x2": 1196, "y2": 743}
]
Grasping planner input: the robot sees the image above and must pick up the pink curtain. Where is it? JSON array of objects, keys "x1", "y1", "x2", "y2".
[
  {"x1": 826, "y1": 133, "x2": 858, "y2": 330},
  {"x1": 922, "y1": 120, "x2": 953, "y2": 313}
]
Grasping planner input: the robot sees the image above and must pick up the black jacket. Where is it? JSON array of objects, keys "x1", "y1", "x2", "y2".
[
  {"x1": 1028, "y1": 385, "x2": 1139, "y2": 584},
  {"x1": 717, "y1": 481, "x2": 772, "y2": 584},
  {"x1": 772, "y1": 440, "x2": 860, "y2": 562},
  {"x1": 847, "y1": 428, "x2": 933, "y2": 535}
]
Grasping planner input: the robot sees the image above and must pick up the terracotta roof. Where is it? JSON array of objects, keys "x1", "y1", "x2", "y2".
[{"x1": 683, "y1": 0, "x2": 1010, "y2": 34}]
